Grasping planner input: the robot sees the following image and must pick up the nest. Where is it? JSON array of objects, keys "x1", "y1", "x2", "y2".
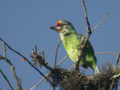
[{"x1": 48, "y1": 64, "x2": 120, "y2": 90}]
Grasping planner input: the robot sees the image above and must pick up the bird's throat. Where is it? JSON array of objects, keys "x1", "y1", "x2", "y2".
[
  {"x1": 59, "y1": 33, "x2": 64, "y2": 40},
  {"x1": 59, "y1": 33, "x2": 71, "y2": 40}
]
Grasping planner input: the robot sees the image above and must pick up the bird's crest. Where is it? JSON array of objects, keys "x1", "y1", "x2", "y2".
[{"x1": 56, "y1": 20, "x2": 63, "y2": 26}]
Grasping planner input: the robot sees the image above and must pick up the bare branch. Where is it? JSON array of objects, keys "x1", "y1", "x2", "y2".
[
  {"x1": 11, "y1": 66, "x2": 22, "y2": 90},
  {"x1": 56, "y1": 55, "x2": 68, "y2": 65},
  {"x1": 81, "y1": 0, "x2": 92, "y2": 34},
  {"x1": 0, "y1": 68, "x2": 14, "y2": 90},
  {"x1": 0, "y1": 37, "x2": 54, "y2": 86},
  {"x1": 2, "y1": 41, "x2": 6, "y2": 57},
  {"x1": 0, "y1": 55, "x2": 22, "y2": 90}
]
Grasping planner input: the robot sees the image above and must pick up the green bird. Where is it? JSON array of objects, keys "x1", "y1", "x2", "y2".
[{"x1": 50, "y1": 20, "x2": 99, "y2": 74}]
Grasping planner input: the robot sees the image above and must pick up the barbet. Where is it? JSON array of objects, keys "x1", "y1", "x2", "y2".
[{"x1": 50, "y1": 20, "x2": 99, "y2": 74}]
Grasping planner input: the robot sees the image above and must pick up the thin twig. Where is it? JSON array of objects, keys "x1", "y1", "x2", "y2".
[
  {"x1": 115, "y1": 53, "x2": 120, "y2": 65},
  {"x1": 0, "y1": 55, "x2": 22, "y2": 90},
  {"x1": 0, "y1": 68, "x2": 14, "y2": 90},
  {"x1": 0, "y1": 55, "x2": 12, "y2": 65},
  {"x1": 2, "y1": 41, "x2": 6, "y2": 57},
  {"x1": 54, "y1": 41, "x2": 61, "y2": 68},
  {"x1": 56, "y1": 55, "x2": 68, "y2": 65},
  {"x1": 30, "y1": 73, "x2": 49, "y2": 90},
  {"x1": 11, "y1": 66, "x2": 22, "y2": 90},
  {"x1": 0, "y1": 37, "x2": 54, "y2": 86},
  {"x1": 81, "y1": 0, "x2": 92, "y2": 34},
  {"x1": 92, "y1": 13, "x2": 111, "y2": 32},
  {"x1": 95, "y1": 52, "x2": 120, "y2": 55}
]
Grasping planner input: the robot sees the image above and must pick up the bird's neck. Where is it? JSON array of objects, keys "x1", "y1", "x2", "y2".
[
  {"x1": 59, "y1": 32, "x2": 77, "y2": 41},
  {"x1": 59, "y1": 33, "x2": 65, "y2": 41}
]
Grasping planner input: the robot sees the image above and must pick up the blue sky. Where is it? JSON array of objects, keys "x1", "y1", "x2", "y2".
[{"x1": 0, "y1": 0, "x2": 120, "y2": 90}]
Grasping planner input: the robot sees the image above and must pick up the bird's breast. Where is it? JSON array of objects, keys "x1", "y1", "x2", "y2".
[{"x1": 62, "y1": 35, "x2": 80, "y2": 62}]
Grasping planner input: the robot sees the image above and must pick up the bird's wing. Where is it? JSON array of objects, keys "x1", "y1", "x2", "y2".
[{"x1": 77, "y1": 33, "x2": 97, "y2": 67}]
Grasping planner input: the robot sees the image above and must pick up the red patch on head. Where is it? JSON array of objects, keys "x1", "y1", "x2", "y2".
[{"x1": 56, "y1": 20, "x2": 62, "y2": 26}]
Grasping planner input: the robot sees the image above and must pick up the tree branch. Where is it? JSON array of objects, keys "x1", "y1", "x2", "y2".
[
  {"x1": 0, "y1": 55, "x2": 22, "y2": 90},
  {"x1": 0, "y1": 68, "x2": 14, "y2": 90},
  {"x1": 0, "y1": 37, "x2": 54, "y2": 86},
  {"x1": 75, "y1": 0, "x2": 92, "y2": 70},
  {"x1": 30, "y1": 73, "x2": 49, "y2": 90},
  {"x1": 54, "y1": 41, "x2": 61, "y2": 68},
  {"x1": 2, "y1": 41, "x2": 6, "y2": 57}
]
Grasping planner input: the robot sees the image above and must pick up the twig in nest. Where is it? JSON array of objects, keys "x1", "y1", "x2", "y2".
[
  {"x1": 54, "y1": 41, "x2": 61, "y2": 68},
  {"x1": 31, "y1": 45, "x2": 53, "y2": 71},
  {"x1": 31, "y1": 45, "x2": 45, "y2": 67},
  {"x1": 48, "y1": 68, "x2": 72, "y2": 87}
]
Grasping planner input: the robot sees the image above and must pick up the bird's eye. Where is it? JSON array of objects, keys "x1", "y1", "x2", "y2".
[
  {"x1": 64, "y1": 25, "x2": 69, "y2": 29},
  {"x1": 56, "y1": 26, "x2": 62, "y2": 30}
]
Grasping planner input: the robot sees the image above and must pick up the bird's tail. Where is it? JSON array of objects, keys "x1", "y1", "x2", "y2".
[{"x1": 94, "y1": 66, "x2": 100, "y2": 74}]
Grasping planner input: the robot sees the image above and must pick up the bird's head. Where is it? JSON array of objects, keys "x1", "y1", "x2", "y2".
[{"x1": 50, "y1": 20, "x2": 76, "y2": 36}]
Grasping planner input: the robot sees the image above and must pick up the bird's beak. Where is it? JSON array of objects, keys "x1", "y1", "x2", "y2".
[
  {"x1": 50, "y1": 26, "x2": 56, "y2": 30},
  {"x1": 50, "y1": 26, "x2": 58, "y2": 32}
]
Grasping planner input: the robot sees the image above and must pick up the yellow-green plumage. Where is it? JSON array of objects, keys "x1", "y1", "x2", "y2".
[
  {"x1": 50, "y1": 20, "x2": 99, "y2": 74},
  {"x1": 63, "y1": 33, "x2": 97, "y2": 71}
]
